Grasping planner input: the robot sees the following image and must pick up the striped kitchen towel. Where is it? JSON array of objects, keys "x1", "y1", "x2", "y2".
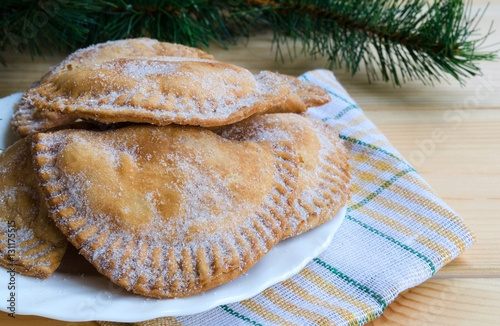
[{"x1": 98, "y1": 69, "x2": 474, "y2": 326}]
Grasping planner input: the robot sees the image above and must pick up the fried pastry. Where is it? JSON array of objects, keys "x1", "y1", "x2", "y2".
[
  {"x1": 25, "y1": 56, "x2": 290, "y2": 128},
  {"x1": 11, "y1": 38, "x2": 215, "y2": 137},
  {"x1": 217, "y1": 113, "x2": 350, "y2": 238},
  {"x1": 12, "y1": 38, "x2": 330, "y2": 136},
  {"x1": 0, "y1": 136, "x2": 67, "y2": 278},
  {"x1": 33, "y1": 124, "x2": 296, "y2": 298},
  {"x1": 266, "y1": 74, "x2": 331, "y2": 113}
]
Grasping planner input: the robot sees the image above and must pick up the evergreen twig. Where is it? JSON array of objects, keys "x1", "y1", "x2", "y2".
[{"x1": 0, "y1": 0, "x2": 496, "y2": 85}]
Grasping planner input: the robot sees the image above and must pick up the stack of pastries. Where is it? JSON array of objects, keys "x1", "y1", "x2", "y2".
[{"x1": 0, "y1": 38, "x2": 350, "y2": 298}]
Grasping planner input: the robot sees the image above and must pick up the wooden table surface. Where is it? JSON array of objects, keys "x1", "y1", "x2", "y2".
[{"x1": 1, "y1": 2, "x2": 499, "y2": 325}]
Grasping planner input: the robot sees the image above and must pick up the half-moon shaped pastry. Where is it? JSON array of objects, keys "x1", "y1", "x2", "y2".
[
  {"x1": 24, "y1": 56, "x2": 290, "y2": 128},
  {"x1": 0, "y1": 136, "x2": 67, "y2": 278},
  {"x1": 11, "y1": 38, "x2": 215, "y2": 137},
  {"x1": 33, "y1": 124, "x2": 295, "y2": 298},
  {"x1": 217, "y1": 113, "x2": 350, "y2": 238}
]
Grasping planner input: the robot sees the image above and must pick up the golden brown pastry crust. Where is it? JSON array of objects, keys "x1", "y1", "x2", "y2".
[
  {"x1": 6, "y1": 38, "x2": 348, "y2": 296},
  {"x1": 49, "y1": 38, "x2": 214, "y2": 74},
  {"x1": 11, "y1": 38, "x2": 215, "y2": 137},
  {"x1": 265, "y1": 74, "x2": 331, "y2": 114},
  {"x1": 25, "y1": 57, "x2": 290, "y2": 128},
  {"x1": 11, "y1": 39, "x2": 330, "y2": 137},
  {"x1": 10, "y1": 96, "x2": 79, "y2": 137},
  {"x1": 33, "y1": 124, "x2": 296, "y2": 298},
  {"x1": 217, "y1": 113, "x2": 350, "y2": 238},
  {"x1": 0, "y1": 136, "x2": 67, "y2": 278}
]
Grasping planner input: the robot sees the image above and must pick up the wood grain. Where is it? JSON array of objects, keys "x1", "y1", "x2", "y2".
[
  {"x1": 0, "y1": 2, "x2": 499, "y2": 325},
  {"x1": 367, "y1": 279, "x2": 500, "y2": 326},
  {"x1": 0, "y1": 313, "x2": 97, "y2": 326},
  {"x1": 371, "y1": 109, "x2": 500, "y2": 277}
]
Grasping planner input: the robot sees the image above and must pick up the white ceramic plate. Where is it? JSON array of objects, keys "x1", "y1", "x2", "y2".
[{"x1": 0, "y1": 93, "x2": 346, "y2": 322}]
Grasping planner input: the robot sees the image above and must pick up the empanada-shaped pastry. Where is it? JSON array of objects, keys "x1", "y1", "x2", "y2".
[
  {"x1": 266, "y1": 74, "x2": 331, "y2": 113},
  {"x1": 33, "y1": 125, "x2": 295, "y2": 298},
  {"x1": 0, "y1": 136, "x2": 67, "y2": 278},
  {"x1": 217, "y1": 113, "x2": 350, "y2": 238},
  {"x1": 11, "y1": 38, "x2": 214, "y2": 137},
  {"x1": 24, "y1": 56, "x2": 290, "y2": 128}
]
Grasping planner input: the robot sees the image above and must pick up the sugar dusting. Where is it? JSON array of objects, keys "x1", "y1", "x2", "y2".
[
  {"x1": 0, "y1": 138, "x2": 41, "y2": 233},
  {"x1": 218, "y1": 114, "x2": 297, "y2": 142},
  {"x1": 30, "y1": 59, "x2": 288, "y2": 126},
  {"x1": 218, "y1": 113, "x2": 348, "y2": 235},
  {"x1": 100, "y1": 59, "x2": 182, "y2": 79},
  {"x1": 5, "y1": 39, "x2": 348, "y2": 295},
  {"x1": 290, "y1": 115, "x2": 348, "y2": 230},
  {"x1": 45, "y1": 38, "x2": 210, "y2": 78},
  {"x1": 35, "y1": 125, "x2": 290, "y2": 294},
  {"x1": 0, "y1": 140, "x2": 61, "y2": 268}
]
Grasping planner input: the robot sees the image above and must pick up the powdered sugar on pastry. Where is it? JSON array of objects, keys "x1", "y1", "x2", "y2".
[
  {"x1": 0, "y1": 136, "x2": 67, "y2": 278},
  {"x1": 265, "y1": 74, "x2": 331, "y2": 113},
  {"x1": 33, "y1": 124, "x2": 295, "y2": 298},
  {"x1": 217, "y1": 113, "x2": 350, "y2": 238},
  {"x1": 26, "y1": 57, "x2": 290, "y2": 127},
  {"x1": 11, "y1": 38, "x2": 215, "y2": 137},
  {"x1": 45, "y1": 38, "x2": 215, "y2": 80}
]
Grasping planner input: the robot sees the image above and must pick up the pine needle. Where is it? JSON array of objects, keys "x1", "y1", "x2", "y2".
[{"x1": 0, "y1": 0, "x2": 496, "y2": 85}]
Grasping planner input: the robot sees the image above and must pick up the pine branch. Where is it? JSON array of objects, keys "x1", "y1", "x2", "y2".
[
  {"x1": 243, "y1": 0, "x2": 497, "y2": 85},
  {"x1": 0, "y1": 0, "x2": 496, "y2": 86}
]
